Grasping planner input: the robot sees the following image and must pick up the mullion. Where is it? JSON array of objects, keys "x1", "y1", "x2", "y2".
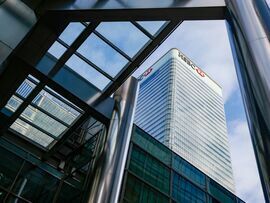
[
  {"x1": 93, "y1": 30, "x2": 133, "y2": 62},
  {"x1": 57, "y1": 38, "x2": 114, "y2": 81},
  {"x1": 17, "y1": 116, "x2": 60, "y2": 140},
  {"x1": 48, "y1": 21, "x2": 100, "y2": 77},
  {"x1": 131, "y1": 21, "x2": 155, "y2": 40}
]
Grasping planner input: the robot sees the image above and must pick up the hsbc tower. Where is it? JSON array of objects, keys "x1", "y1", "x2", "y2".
[{"x1": 135, "y1": 48, "x2": 235, "y2": 193}]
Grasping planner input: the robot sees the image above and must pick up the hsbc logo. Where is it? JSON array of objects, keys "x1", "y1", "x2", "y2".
[
  {"x1": 196, "y1": 68, "x2": 205, "y2": 77},
  {"x1": 178, "y1": 52, "x2": 205, "y2": 77},
  {"x1": 138, "y1": 67, "x2": 153, "y2": 81}
]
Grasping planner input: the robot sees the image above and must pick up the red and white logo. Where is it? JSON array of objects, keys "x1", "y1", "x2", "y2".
[
  {"x1": 196, "y1": 68, "x2": 205, "y2": 77},
  {"x1": 143, "y1": 67, "x2": 153, "y2": 77}
]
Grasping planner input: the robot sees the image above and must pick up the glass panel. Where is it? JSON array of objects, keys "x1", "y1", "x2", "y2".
[
  {"x1": 12, "y1": 165, "x2": 59, "y2": 202},
  {"x1": 16, "y1": 79, "x2": 36, "y2": 98},
  {"x1": 78, "y1": 33, "x2": 129, "y2": 77},
  {"x1": 57, "y1": 182, "x2": 82, "y2": 203},
  {"x1": 137, "y1": 21, "x2": 167, "y2": 36},
  {"x1": 123, "y1": 174, "x2": 169, "y2": 203},
  {"x1": 0, "y1": 147, "x2": 23, "y2": 190},
  {"x1": 21, "y1": 106, "x2": 67, "y2": 137},
  {"x1": 59, "y1": 22, "x2": 85, "y2": 45},
  {"x1": 129, "y1": 145, "x2": 170, "y2": 194},
  {"x1": 208, "y1": 179, "x2": 235, "y2": 203},
  {"x1": 65, "y1": 54, "x2": 111, "y2": 90},
  {"x1": 10, "y1": 119, "x2": 54, "y2": 148},
  {"x1": 4, "y1": 95, "x2": 23, "y2": 113},
  {"x1": 48, "y1": 41, "x2": 66, "y2": 59},
  {"x1": 33, "y1": 90, "x2": 81, "y2": 125},
  {"x1": 172, "y1": 153, "x2": 206, "y2": 188},
  {"x1": 132, "y1": 127, "x2": 171, "y2": 165},
  {"x1": 96, "y1": 22, "x2": 150, "y2": 57},
  {"x1": 172, "y1": 172, "x2": 206, "y2": 203}
]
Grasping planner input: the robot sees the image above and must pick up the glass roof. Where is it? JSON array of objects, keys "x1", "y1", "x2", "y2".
[
  {"x1": 2, "y1": 75, "x2": 83, "y2": 149},
  {"x1": 95, "y1": 22, "x2": 150, "y2": 58},
  {"x1": 2, "y1": 20, "x2": 173, "y2": 151},
  {"x1": 38, "y1": 21, "x2": 168, "y2": 103}
]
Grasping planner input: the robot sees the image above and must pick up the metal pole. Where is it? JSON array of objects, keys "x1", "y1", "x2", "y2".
[
  {"x1": 225, "y1": 0, "x2": 270, "y2": 202},
  {"x1": 86, "y1": 77, "x2": 138, "y2": 203}
]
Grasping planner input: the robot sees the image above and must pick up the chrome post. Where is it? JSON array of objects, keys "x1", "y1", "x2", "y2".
[
  {"x1": 86, "y1": 77, "x2": 138, "y2": 203},
  {"x1": 226, "y1": 0, "x2": 270, "y2": 201}
]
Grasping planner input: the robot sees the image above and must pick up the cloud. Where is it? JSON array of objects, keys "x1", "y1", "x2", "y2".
[{"x1": 228, "y1": 120, "x2": 265, "y2": 203}]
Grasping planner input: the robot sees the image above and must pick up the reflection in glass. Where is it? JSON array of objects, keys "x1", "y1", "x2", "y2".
[
  {"x1": 33, "y1": 90, "x2": 81, "y2": 125},
  {"x1": 96, "y1": 22, "x2": 150, "y2": 57},
  {"x1": 10, "y1": 119, "x2": 54, "y2": 147},
  {"x1": 48, "y1": 41, "x2": 66, "y2": 59},
  {"x1": 21, "y1": 106, "x2": 67, "y2": 137},
  {"x1": 16, "y1": 79, "x2": 37, "y2": 98},
  {"x1": 137, "y1": 21, "x2": 166, "y2": 36},
  {"x1": 4, "y1": 95, "x2": 23, "y2": 113},
  {"x1": 59, "y1": 22, "x2": 85, "y2": 45},
  {"x1": 78, "y1": 33, "x2": 129, "y2": 77},
  {"x1": 66, "y1": 54, "x2": 111, "y2": 90}
]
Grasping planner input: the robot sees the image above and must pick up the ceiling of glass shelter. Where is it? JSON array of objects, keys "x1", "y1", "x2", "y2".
[
  {"x1": 1, "y1": 20, "x2": 176, "y2": 152},
  {"x1": 37, "y1": 21, "x2": 168, "y2": 103},
  {"x1": 2, "y1": 75, "x2": 83, "y2": 150}
]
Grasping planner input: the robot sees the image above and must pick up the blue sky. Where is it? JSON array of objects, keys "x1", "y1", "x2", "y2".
[{"x1": 133, "y1": 20, "x2": 265, "y2": 203}]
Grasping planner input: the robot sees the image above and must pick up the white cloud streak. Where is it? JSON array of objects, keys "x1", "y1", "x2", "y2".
[{"x1": 228, "y1": 120, "x2": 265, "y2": 203}]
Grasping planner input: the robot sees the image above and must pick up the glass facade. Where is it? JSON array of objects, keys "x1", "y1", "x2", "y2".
[
  {"x1": 0, "y1": 124, "x2": 243, "y2": 202},
  {"x1": 120, "y1": 126, "x2": 244, "y2": 203},
  {"x1": 135, "y1": 49, "x2": 235, "y2": 192}
]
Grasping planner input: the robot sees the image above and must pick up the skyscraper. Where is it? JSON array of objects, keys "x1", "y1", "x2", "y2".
[{"x1": 135, "y1": 48, "x2": 235, "y2": 193}]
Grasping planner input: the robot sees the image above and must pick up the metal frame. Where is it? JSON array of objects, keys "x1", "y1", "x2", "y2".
[{"x1": 0, "y1": 8, "x2": 182, "y2": 160}]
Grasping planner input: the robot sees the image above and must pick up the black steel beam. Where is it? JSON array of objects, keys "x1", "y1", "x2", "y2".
[{"x1": 41, "y1": 7, "x2": 226, "y2": 22}]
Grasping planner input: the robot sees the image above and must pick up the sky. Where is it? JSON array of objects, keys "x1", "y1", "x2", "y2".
[{"x1": 133, "y1": 20, "x2": 265, "y2": 203}]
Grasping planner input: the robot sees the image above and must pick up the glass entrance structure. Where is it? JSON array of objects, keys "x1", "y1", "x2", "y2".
[{"x1": 0, "y1": 0, "x2": 270, "y2": 202}]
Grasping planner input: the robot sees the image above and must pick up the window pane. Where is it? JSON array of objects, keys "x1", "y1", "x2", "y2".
[
  {"x1": 137, "y1": 21, "x2": 167, "y2": 36},
  {"x1": 48, "y1": 41, "x2": 66, "y2": 59},
  {"x1": 10, "y1": 119, "x2": 54, "y2": 148},
  {"x1": 59, "y1": 22, "x2": 85, "y2": 45},
  {"x1": 0, "y1": 147, "x2": 24, "y2": 190},
  {"x1": 4, "y1": 95, "x2": 23, "y2": 113},
  {"x1": 172, "y1": 172, "x2": 206, "y2": 203},
  {"x1": 132, "y1": 127, "x2": 171, "y2": 165},
  {"x1": 172, "y1": 153, "x2": 206, "y2": 188},
  {"x1": 65, "y1": 54, "x2": 111, "y2": 90},
  {"x1": 13, "y1": 166, "x2": 59, "y2": 202},
  {"x1": 16, "y1": 79, "x2": 36, "y2": 98},
  {"x1": 33, "y1": 90, "x2": 81, "y2": 125},
  {"x1": 129, "y1": 146, "x2": 170, "y2": 194},
  {"x1": 78, "y1": 33, "x2": 129, "y2": 77},
  {"x1": 21, "y1": 106, "x2": 67, "y2": 137},
  {"x1": 124, "y1": 174, "x2": 169, "y2": 203},
  {"x1": 96, "y1": 22, "x2": 150, "y2": 57},
  {"x1": 208, "y1": 179, "x2": 235, "y2": 203}
]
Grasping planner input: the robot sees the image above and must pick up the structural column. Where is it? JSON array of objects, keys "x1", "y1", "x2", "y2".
[
  {"x1": 86, "y1": 77, "x2": 138, "y2": 203},
  {"x1": 226, "y1": 0, "x2": 270, "y2": 202}
]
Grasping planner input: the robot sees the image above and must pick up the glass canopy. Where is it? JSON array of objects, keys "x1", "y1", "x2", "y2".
[
  {"x1": 2, "y1": 75, "x2": 83, "y2": 149},
  {"x1": 1, "y1": 20, "x2": 175, "y2": 152},
  {"x1": 37, "y1": 21, "x2": 168, "y2": 103}
]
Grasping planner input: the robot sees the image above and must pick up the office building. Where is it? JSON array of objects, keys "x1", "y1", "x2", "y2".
[
  {"x1": 0, "y1": 0, "x2": 269, "y2": 201},
  {"x1": 135, "y1": 49, "x2": 235, "y2": 193}
]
